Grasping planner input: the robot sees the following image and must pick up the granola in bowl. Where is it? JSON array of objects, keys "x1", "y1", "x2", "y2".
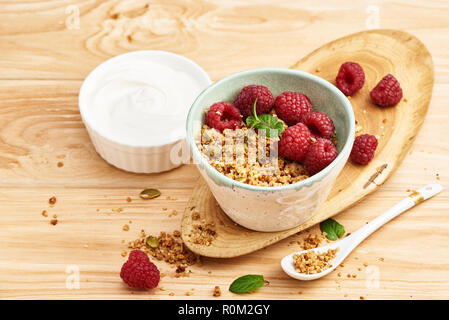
[{"x1": 196, "y1": 124, "x2": 310, "y2": 187}]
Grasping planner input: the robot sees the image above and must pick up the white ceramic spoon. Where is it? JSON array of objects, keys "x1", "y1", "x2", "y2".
[{"x1": 281, "y1": 183, "x2": 443, "y2": 280}]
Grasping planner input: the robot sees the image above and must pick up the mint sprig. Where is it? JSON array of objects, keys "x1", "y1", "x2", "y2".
[
  {"x1": 229, "y1": 274, "x2": 265, "y2": 293},
  {"x1": 320, "y1": 218, "x2": 345, "y2": 241},
  {"x1": 246, "y1": 100, "x2": 284, "y2": 138}
]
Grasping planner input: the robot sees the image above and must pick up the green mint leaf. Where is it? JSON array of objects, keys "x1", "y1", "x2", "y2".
[
  {"x1": 320, "y1": 218, "x2": 345, "y2": 241},
  {"x1": 245, "y1": 100, "x2": 284, "y2": 138},
  {"x1": 229, "y1": 275, "x2": 265, "y2": 293},
  {"x1": 246, "y1": 115, "x2": 258, "y2": 128}
]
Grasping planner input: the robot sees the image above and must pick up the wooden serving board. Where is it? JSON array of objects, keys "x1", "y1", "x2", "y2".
[{"x1": 181, "y1": 29, "x2": 434, "y2": 258}]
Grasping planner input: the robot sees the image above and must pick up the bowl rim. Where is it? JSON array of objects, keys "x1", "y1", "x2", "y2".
[
  {"x1": 78, "y1": 50, "x2": 212, "y2": 148},
  {"x1": 186, "y1": 67, "x2": 355, "y2": 192}
]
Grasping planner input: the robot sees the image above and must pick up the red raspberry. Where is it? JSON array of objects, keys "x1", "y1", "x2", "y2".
[
  {"x1": 304, "y1": 138, "x2": 338, "y2": 175},
  {"x1": 274, "y1": 91, "x2": 313, "y2": 126},
  {"x1": 234, "y1": 85, "x2": 274, "y2": 119},
  {"x1": 370, "y1": 74, "x2": 403, "y2": 107},
  {"x1": 336, "y1": 62, "x2": 365, "y2": 96},
  {"x1": 301, "y1": 111, "x2": 335, "y2": 140},
  {"x1": 350, "y1": 134, "x2": 378, "y2": 164},
  {"x1": 206, "y1": 102, "x2": 241, "y2": 133},
  {"x1": 278, "y1": 123, "x2": 312, "y2": 162},
  {"x1": 120, "y1": 250, "x2": 160, "y2": 290}
]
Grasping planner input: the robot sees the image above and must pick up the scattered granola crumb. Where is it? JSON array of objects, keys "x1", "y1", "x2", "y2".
[
  {"x1": 188, "y1": 222, "x2": 217, "y2": 246},
  {"x1": 176, "y1": 265, "x2": 186, "y2": 273},
  {"x1": 337, "y1": 272, "x2": 342, "y2": 277},
  {"x1": 57, "y1": 162, "x2": 64, "y2": 168},
  {"x1": 173, "y1": 230, "x2": 181, "y2": 237},
  {"x1": 379, "y1": 257, "x2": 385, "y2": 262},
  {"x1": 192, "y1": 211, "x2": 200, "y2": 220},
  {"x1": 363, "y1": 263, "x2": 368, "y2": 267},
  {"x1": 293, "y1": 248, "x2": 339, "y2": 274},
  {"x1": 49, "y1": 196, "x2": 57, "y2": 206},
  {"x1": 298, "y1": 233, "x2": 326, "y2": 250},
  {"x1": 169, "y1": 209, "x2": 178, "y2": 217},
  {"x1": 126, "y1": 197, "x2": 132, "y2": 203},
  {"x1": 121, "y1": 251, "x2": 127, "y2": 257},
  {"x1": 169, "y1": 292, "x2": 174, "y2": 296},
  {"x1": 112, "y1": 208, "x2": 124, "y2": 213},
  {"x1": 53, "y1": 214, "x2": 57, "y2": 219},
  {"x1": 213, "y1": 286, "x2": 221, "y2": 297},
  {"x1": 128, "y1": 230, "x2": 199, "y2": 276},
  {"x1": 185, "y1": 291, "x2": 192, "y2": 296},
  {"x1": 162, "y1": 207, "x2": 168, "y2": 211},
  {"x1": 50, "y1": 219, "x2": 58, "y2": 226},
  {"x1": 360, "y1": 296, "x2": 365, "y2": 300},
  {"x1": 122, "y1": 224, "x2": 130, "y2": 231},
  {"x1": 352, "y1": 274, "x2": 357, "y2": 278},
  {"x1": 41, "y1": 210, "x2": 48, "y2": 217},
  {"x1": 159, "y1": 287, "x2": 166, "y2": 291}
]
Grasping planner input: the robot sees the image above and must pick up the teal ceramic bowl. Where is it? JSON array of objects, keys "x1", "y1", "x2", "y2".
[{"x1": 186, "y1": 68, "x2": 355, "y2": 232}]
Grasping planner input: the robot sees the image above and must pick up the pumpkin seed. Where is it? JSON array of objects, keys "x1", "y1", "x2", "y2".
[
  {"x1": 146, "y1": 236, "x2": 159, "y2": 248},
  {"x1": 140, "y1": 188, "x2": 161, "y2": 199}
]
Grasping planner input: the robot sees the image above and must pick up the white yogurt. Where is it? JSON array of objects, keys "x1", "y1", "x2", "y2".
[{"x1": 85, "y1": 58, "x2": 205, "y2": 146}]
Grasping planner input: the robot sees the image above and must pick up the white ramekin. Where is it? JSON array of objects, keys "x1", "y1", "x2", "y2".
[{"x1": 79, "y1": 50, "x2": 212, "y2": 173}]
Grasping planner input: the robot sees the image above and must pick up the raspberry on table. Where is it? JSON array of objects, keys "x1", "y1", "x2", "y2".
[
  {"x1": 301, "y1": 111, "x2": 335, "y2": 140},
  {"x1": 278, "y1": 123, "x2": 312, "y2": 162},
  {"x1": 370, "y1": 74, "x2": 403, "y2": 107},
  {"x1": 304, "y1": 138, "x2": 338, "y2": 175},
  {"x1": 233, "y1": 84, "x2": 274, "y2": 119},
  {"x1": 274, "y1": 91, "x2": 313, "y2": 126},
  {"x1": 350, "y1": 134, "x2": 378, "y2": 164},
  {"x1": 206, "y1": 102, "x2": 242, "y2": 133},
  {"x1": 120, "y1": 249, "x2": 160, "y2": 290},
  {"x1": 336, "y1": 62, "x2": 365, "y2": 96}
]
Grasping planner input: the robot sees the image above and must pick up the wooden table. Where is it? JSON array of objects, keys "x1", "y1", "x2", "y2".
[{"x1": 0, "y1": 0, "x2": 448, "y2": 300}]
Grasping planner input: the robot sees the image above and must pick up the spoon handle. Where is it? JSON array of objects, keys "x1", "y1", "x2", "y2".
[{"x1": 348, "y1": 184, "x2": 443, "y2": 244}]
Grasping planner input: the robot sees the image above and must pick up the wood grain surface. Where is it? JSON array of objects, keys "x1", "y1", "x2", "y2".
[
  {"x1": 0, "y1": 0, "x2": 448, "y2": 300},
  {"x1": 181, "y1": 29, "x2": 434, "y2": 258}
]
